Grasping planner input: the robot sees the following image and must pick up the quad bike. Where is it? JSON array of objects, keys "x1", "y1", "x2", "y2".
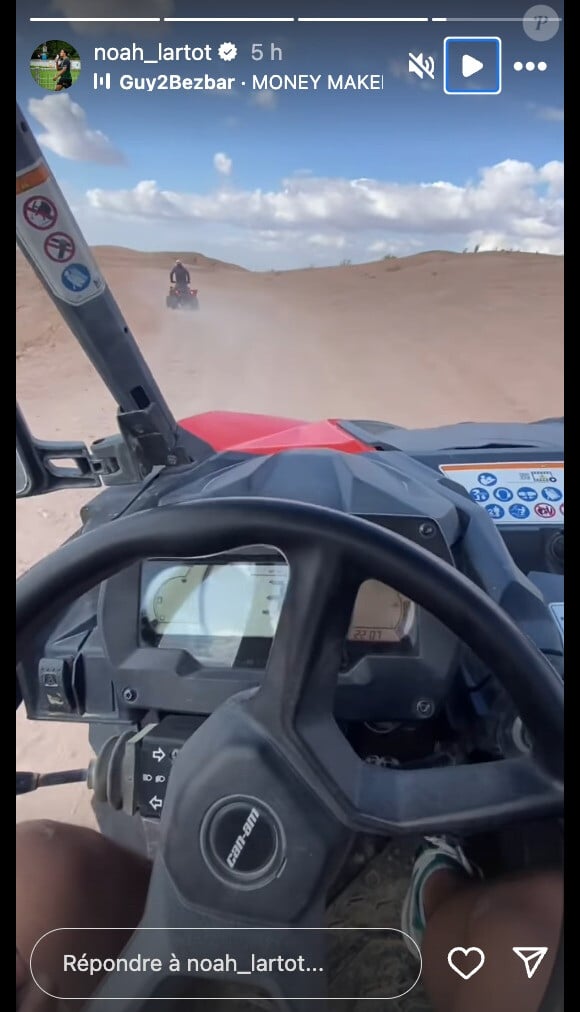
[
  {"x1": 16, "y1": 102, "x2": 564, "y2": 1009},
  {"x1": 166, "y1": 284, "x2": 199, "y2": 310}
]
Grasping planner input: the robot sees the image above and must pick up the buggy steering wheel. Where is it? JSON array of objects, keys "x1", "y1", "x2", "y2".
[{"x1": 16, "y1": 498, "x2": 563, "y2": 1009}]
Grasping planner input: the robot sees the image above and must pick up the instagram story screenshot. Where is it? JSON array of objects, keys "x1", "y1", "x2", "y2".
[{"x1": 16, "y1": 2, "x2": 563, "y2": 1010}]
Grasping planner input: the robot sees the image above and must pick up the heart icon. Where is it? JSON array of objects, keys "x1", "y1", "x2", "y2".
[{"x1": 447, "y1": 947, "x2": 485, "y2": 980}]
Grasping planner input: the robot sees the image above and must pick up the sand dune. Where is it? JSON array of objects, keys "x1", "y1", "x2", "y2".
[
  {"x1": 16, "y1": 247, "x2": 563, "y2": 825},
  {"x1": 90, "y1": 246, "x2": 247, "y2": 271}
]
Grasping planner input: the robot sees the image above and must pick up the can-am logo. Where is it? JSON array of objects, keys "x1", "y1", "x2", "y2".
[{"x1": 226, "y1": 806, "x2": 260, "y2": 869}]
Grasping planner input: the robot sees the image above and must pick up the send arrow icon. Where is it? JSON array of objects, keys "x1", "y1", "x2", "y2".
[
  {"x1": 513, "y1": 947, "x2": 548, "y2": 979},
  {"x1": 462, "y1": 53, "x2": 484, "y2": 77}
]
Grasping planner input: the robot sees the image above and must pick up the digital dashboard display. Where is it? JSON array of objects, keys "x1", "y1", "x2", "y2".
[{"x1": 140, "y1": 559, "x2": 415, "y2": 667}]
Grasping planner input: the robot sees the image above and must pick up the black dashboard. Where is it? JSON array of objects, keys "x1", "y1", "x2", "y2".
[
  {"x1": 139, "y1": 556, "x2": 416, "y2": 660},
  {"x1": 18, "y1": 418, "x2": 564, "y2": 731},
  {"x1": 97, "y1": 509, "x2": 459, "y2": 723}
]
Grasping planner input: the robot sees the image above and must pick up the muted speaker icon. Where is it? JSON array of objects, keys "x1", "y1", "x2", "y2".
[{"x1": 408, "y1": 53, "x2": 435, "y2": 80}]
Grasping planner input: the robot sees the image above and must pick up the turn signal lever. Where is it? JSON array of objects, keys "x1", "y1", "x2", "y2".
[
  {"x1": 16, "y1": 716, "x2": 203, "y2": 810},
  {"x1": 16, "y1": 769, "x2": 88, "y2": 795},
  {"x1": 85, "y1": 715, "x2": 203, "y2": 817}
]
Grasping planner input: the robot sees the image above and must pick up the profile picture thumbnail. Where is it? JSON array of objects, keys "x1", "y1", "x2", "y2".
[{"x1": 30, "y1": 41, "x2": 81, "y2": 92}]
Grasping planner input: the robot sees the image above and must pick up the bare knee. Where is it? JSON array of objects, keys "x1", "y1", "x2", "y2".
[
  {"x1": 470, "y1": 869, "x2": 563, "y2": 933},
  {"x1": 17, "y1": 818, "x2": 151, "y2": 887},
  {"x1": 17, "y1": 818, "x2": 90, "y2": 849},
  {"x1": 17, "y1": 819, "x2": 106, "y2": 885},
  {"x1": 17, "y1": 817, "x2": 63, "y2": 848},
  {"x1": 17, "y1": 820, "x2": 151, "y2": 961},
  {"x1": 518, "y1": 869, "x2": 563, "y2": 924},
  {"x1": 17, "y1": 819, "x2": 76, "y2": 872}
]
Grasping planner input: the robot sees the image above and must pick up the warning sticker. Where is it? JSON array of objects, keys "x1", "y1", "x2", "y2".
[
  {"x1": 16, "y1": 159, "x2": 105, "y2": 307},
  {"x1": 550, "y1": 603, "x2": 564, "y2": 643},
  {"x1": 23, "y1": 195, "x2": 57, "y2": 230},
  {"x1": 439, "y1": 461, "x2": 564, "y2": 525},
  {"x1": 43, "y1": 231, "x2": 75, "y2": 263}
]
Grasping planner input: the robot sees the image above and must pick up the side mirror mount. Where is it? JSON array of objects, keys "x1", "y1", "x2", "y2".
[
  {"x1": 16, "y1": 445, "x2": 31, "y2": 497},
  {"x1": 16, "y1": 402, "x2": 102, "y2": 499}
]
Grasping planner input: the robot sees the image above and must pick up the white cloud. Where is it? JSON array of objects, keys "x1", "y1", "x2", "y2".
[
  {"x1": 85, "y1": 158, "x2": 563, "y2": 255},
  {"x1": 367, "y1": 237, "x2": 424, "y2": 256},
  {"x1": 368, "y1": 240, "x2": 390, "y2": 254},
  {"x1": 48, "y1": 0, "x2": 175, "y2": 33},
  {"x1": 251, "y1": 90, "x2": 278, "y2": 110},
  {"x1": 539, "y1": 160, "x2": 564, "y2": 194},
  {"x1": 307, "y1": 234, "x2": 346, "y2": 249},
  {"x1": 252, "y1": 229, "x2": 291, "y2": 247},
  {"x1": 213, "y1": 152, "x2": 233, "y2": 176},
  {"x1": 28, "y1": 95, "x2": 125, "y2": 165},
  {"x1": 530, "y1": 103, "x2": 564, "y2": 123}
]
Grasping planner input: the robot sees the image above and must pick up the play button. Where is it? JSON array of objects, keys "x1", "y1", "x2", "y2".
[
  {"x1": 443, "y1": 37, "x2": 502, "y2": 95},
  {"x1": 462, "y1": 53, "x2": 484, "y2": 77}
]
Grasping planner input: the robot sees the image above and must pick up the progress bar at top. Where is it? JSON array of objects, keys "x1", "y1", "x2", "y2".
[
  {"x1": 28, "y1": 16, "x2": 293, "y2": 22},
  {"x1": 29, "y1": 16, "x2": 295, "y2": 22},
  {"x1": 30, "y1": 15, "x2": 562, "y2": 24},
  {"x1": 436, "y1": 16, "x2": 561, "y2": 20},
  {"x1": 163, "y1": 17, "x2": 296, "y2": 22},
  {"x1": 29, "y1": 16, "x2": 432, "y2": 24},
  {"x1": 29, "y1": 17, "x2": 163, "y2": 21},
  {"x1": 297, "y1": 17, "x2": 429, "y2": 21}
]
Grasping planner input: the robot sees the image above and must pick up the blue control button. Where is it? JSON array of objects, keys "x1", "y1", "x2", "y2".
[{"x1": 444, "y1": 37, "x2": 502, "y2": 95}]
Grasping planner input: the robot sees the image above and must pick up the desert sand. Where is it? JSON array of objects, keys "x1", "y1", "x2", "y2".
[{"x1": 16, "y1": 248, "x2": 564, "y2": 828}]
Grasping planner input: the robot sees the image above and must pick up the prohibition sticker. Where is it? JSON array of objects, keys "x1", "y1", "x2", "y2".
[
  {"x1": 22, "y1": 194, "x2": 57, "y2": 230},
  {"x1": 44, "y1": 232, "x2": 75, "y2": 263}
]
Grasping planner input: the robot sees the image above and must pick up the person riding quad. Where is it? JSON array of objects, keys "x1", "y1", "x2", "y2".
[{"x1": 170, "y1": 259, "x2": 190, "y2": 288}]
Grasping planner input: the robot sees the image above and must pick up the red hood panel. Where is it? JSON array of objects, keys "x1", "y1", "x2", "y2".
[{"x1": 179, "y1": 411, "x2": 368, "y2": 455}]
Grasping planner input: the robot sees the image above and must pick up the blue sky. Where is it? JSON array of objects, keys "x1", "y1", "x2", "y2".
[{"x1": 17, "y1": 1, "x2": 564, "y2": 268}]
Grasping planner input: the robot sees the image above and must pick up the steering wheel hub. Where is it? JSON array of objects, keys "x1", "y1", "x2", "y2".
[{"x1": 201, "y1": 795, "x2": 286, "y2": 887}]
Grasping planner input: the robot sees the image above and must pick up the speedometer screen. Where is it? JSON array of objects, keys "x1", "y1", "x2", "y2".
[
  {"x1": 140, "y1": 560, "x2": 288, "y2": 665},
  {"x1": 348, "y1": 579, "x2": 415, "y2": 644},
  {"x1": 140, "y1": 559, "x2": 415, "y2": 665}
]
